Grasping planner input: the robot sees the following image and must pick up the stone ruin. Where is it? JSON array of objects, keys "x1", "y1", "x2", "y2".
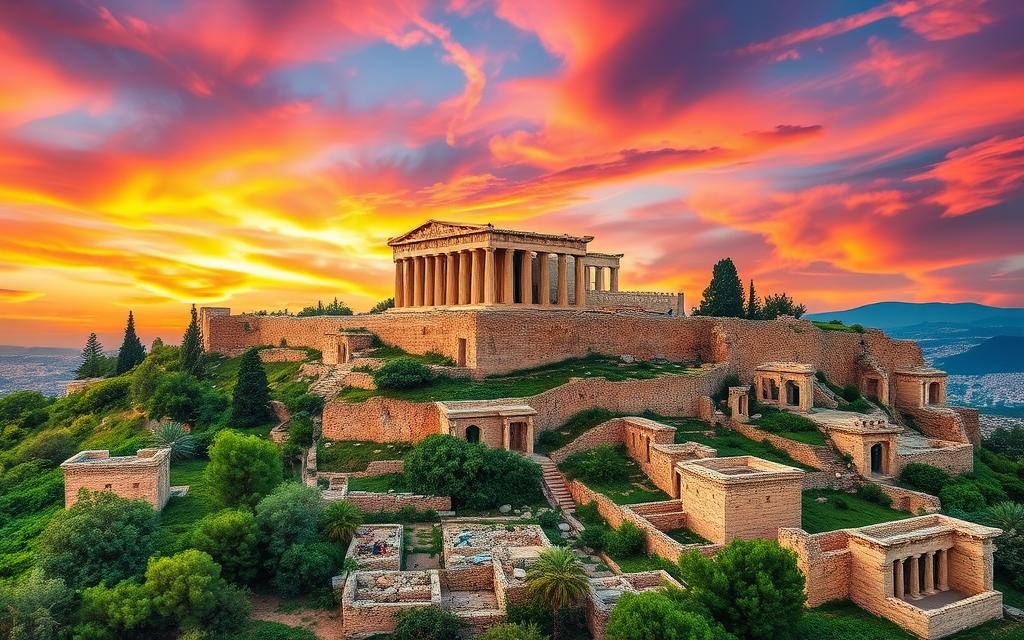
[{"x1": 345, "y1": 524, "x2": 403, "y2": 571}]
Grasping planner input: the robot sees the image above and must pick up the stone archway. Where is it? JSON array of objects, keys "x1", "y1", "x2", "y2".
[
  {"x1": 465, "y1": 425, "x2": 480, "y2": 444},
  {"x1": 870, "y1": 443, "x2": 884, "y2": 475}
]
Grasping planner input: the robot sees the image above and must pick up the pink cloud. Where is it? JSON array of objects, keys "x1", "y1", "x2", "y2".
[{"x1": 909, "y1": 135, "x2": 1024, "y2": 216}]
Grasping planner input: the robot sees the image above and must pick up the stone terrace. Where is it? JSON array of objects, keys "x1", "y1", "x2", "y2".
[{"x1": 345, "y1": 525, "x2": 403, "y2": 571}]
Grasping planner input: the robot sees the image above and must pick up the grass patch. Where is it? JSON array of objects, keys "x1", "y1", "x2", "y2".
[
  {"x1": 670, "y1": 423, "x2": 818, "y2": 470},
  {"x1": 560, "y1": 446, "x2": 669, "y2": 505},
  {"x1": 317, "y1": 440, "x2": 412, "y2": 473},
  {"x1": 220, "y1": 620, "x2": 318, "y2": 640},
  {"x1": 347, "y1": 473, "x2": 407, "y2": 493},
  {"x1": 338, "y1": 354, "x2": 698, "y2": 403},
  {"x1": 535, "y1": 408, "x2": 623, "y2": 455},
  {"x1": 664, "y1": 527, "x2": 710, "y2": 545},
  {"x1": 154, "y1": 458, "x2": 217, "y2": 554},
  {"x1": 811, "y1": 320, "x2": 865, "y2": 333},
  {"x1": 801, "y1": 489, "x2": 909, "y2": 534},
  {"x1": 996, "y1": 576, "x2": 1024, "y2": 609},
  {"x1": 367, "y1": 344, "x2": 454, "y2": 366},
  {"x1": 797, "y1": 600, "x2": 1024, "y2": 639},
  {"x1": 751, "y1": 409, "x2": 827, "y2": 446}
]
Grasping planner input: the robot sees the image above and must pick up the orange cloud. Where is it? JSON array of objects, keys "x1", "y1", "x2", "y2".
[{"x1": 910, "y1": 135, "x2": 1024, "y2": 216}]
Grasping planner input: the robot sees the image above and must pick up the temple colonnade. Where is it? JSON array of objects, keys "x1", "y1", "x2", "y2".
[{"x1": 891, "y1": 548, "x2": 950, "y2": 600}]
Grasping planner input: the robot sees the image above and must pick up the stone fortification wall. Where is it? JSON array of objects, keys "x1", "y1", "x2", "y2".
[
  {"x1": 257, "y1": 347, "x2": 307, "y2": 362},
  {"x1": 778, "y1": 528, "x2": 852, "y2": 606},
  {"x1": 322, "y1": 397, "x2": 440, "y2": 442},
  {"x1": 548, "y1": 419, "x2": 626, "y2": 464},
  {"x1": 345, "y1": 491, "x2": 451, "y2": 513},
  {"x1": 896, "y1": 439, "x2": 974, "y2": 476},
  {"x1": 587, "y1": 291, "x2": 683, "y2": 315},
  {"x1": 907, "y1": 406, "x2": 977, "y2": 446},
  {"x1": 876, "y1": 483, "x2": 941, "y2": 514}
]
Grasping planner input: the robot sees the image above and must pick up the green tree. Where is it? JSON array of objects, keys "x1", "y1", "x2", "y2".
[
  {"x1": 255, "y1": 482, "x2": 323, "y2": 569},
  {"x1": 296, "y1": 297, "x2": 353, "y2": 317},
  {"x1": 606, "y1": 590, "x2": 730, "y2": 640},
  {"x1": 393, "y1": 606, "x2": 463, "y2": 640},
  {"x1": 149, "y1": 372, "x2": 228, "y2": 426},
  {"x1": 180, "y1": 304, "x2": 205, "y2": 377},
  {"x1": 320, "y1": 500, "x2": 363, "y2": 547},
  {"x1": 988, "y1": 502, "x2": 1024, "y2": 533},
  {"x1": 745, "y1": 280, "x2": 761, "y2": 320},
  {"x1": 760, "y1": 293, "x2": 806, "y2": 320},
  {"x1": 76, "y1": 579, "x2": 154, "y2": 640},
  {"x1": 37, "y1": 490, "x2": 157, "y2": 589},
  {"x1": 525, "y1": 547, "x2": 590, "y2": 640},
  {"x1": 205, "y1": 431, "x2": 284, "y2": 508},
  {"x1": 0, "y1": 390, "x2": 49, "y2": 423},
  {"x1": 0, "y1": 569, "x2": 75, "y2": 640},
  {"x1": 231, "y1": 348, "x2": 272, "y2": 428},
  {"x1": 191, "y1": 509, "x2": 262, "y2": 584},
  {"x1": 150, "y1": 421, "x2": 196, "y2": 460},
  {"x1": 115, "y1": 311, "x2": 146, "y2": 375},
  {"x1": 694, "y1": 259, "x2": 744, "y2": 317},
  {"x1": 75, "y1": 333, "x2": 110, "y2": 379},
  {"x1": 143, "y1": 549, "x2": 249, "y2": 634},
  {"x1": 369, "y1": 297, "x2": 395, "y2": 314},
  {"x1": 273, "y1": 542, "x2": 339, "y2": 597},
  {"x1": 679, "y1": 539, "x2": 805, "y2": 640},
  {"x1": 129, "y1": 357, "x2": 161, "y2": 408}
]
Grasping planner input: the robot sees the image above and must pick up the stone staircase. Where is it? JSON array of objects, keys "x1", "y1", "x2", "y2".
[
  {"x1": 533, "y1": 454, "x2": 575, "y2": 511},
  {"x1": 309, "y1": 365, "x2": 352, "y2": 399}
]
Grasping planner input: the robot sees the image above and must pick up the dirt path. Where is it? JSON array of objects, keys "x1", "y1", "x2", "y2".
[{"x1": 250, "y1": 594, "x2": 345, "y2": 639}]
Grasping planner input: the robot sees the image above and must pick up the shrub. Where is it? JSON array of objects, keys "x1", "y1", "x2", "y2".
[
  {"x1": 150, "y1": 373, "x2": 228, "y2": 426},
  {"x1": 273, "y1": 542, "x2": 339, "y2": 597},
  {"x1": 606, "y1": 521, "x2": 645, "y2": 558},
  {"x1": 995, "y1": 532, "x2": 1024, "y2": 591},
  {"x1": 988, "y1": 502, "x2": 1024, "y2": 533},
  {"x1": 537, "y1": 510, "x2": 560, "y2": 529},
  {"x1": 574, "y1": 502, "x2": 603, "y2": 527},
  {"x1": 840, "y1": 384, "x2": 861, "y2": 402},
  {"x1": 0, "y1": 569, "x2": 75, "y2": 640},
  {"x1": 144, "y1": 549, "x2": 249, "y2": 634},
  {"x1": 536, "y1": 431, "x2": 561, "y2": 450},
  {"x1": 560, "y1": 445, "x2": 630, "y2": 483},
  {"x1": 680, "y1": 539, "x2": 805, "y2": 640},
  {"x1": 984, "y1": 428, "x2": 1024, "y2": 460},
  {"x1": 579, "y1": 526, "x2": 607, "y2": 551},
  {"x1": 191, "y1": 509, "x2": 262, "y2": 584},
  {"x1": 469, "y1": 448, "x2": 543, "y2": 510},
  {"x1": 899, "y1": 463, "x2": 950, "y2": 495},
  {"x1": 320, "y1": 500, "x2": 363, "y2": 545},
  {"x1": 150, "y1": 421, "x2": 196, "y2": 460},
  {"x1": 255, "y1": 482, "x2": 323, "y2": 570},
  {"x1": 78, "y1": 377, "x2": 132, "y2": 413},
  {"x1": 392, "y1": 606, "x2": 462, "y2": 640},
  {"x1": 290, "y1": 393, "x2": 324, "y2": 417},
  {"x1": 130, "y1": 358, "x2": 162, "y2": 408},
  {"x1": 0, "y1": 391, "x2": 50, "y2": 423},
  {"x1": 372, "y1": 357, "x2": 433, "y2": 390},
  {"x1": 23, "y1": 428, "x2": 78, "y2": 465},
  {"x1": 77, "y1": 579, "x2": 154, "y2": 639},
  {"x1": 37, "y1": 490, "x2": 157, "y2": 589},
  {"x1": 479, "y1": 622, "x2": 547, "y2": 640},
  {"x1": 606, "y1": 590, "x2": 728, "y2": 640},
  {"x1": 939, "y1": 482, "x2": 986, "y2": 513},
  {"x1": 856, "y1": 483, "x2": 893, "y2": 507},
  {"x1": 287, "y1": 415, "x2": 314, "y2": 447},
  {"x1": 205, "y1": 431, "x2": 284, "y2": 508}
]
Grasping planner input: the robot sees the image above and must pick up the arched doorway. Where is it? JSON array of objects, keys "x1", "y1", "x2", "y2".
[
  {"x1": 928, "y1": 382, "x2": 941, "y2": 405},
  {"x1": 870, "y1": 443, "x2": 884, "y2": 475},
  {"x1": 785, "y1": 381, "x2": 800, "y2": 407},
  {"x1": 465, "y1": 425, "x2": 480, "y2": 444}
]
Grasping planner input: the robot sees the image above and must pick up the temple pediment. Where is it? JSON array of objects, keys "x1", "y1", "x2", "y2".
[{"x1": 388, "y1": 220, "x2": 490, "y2": 245}]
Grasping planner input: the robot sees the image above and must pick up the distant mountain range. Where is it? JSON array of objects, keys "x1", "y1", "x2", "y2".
[
  {"x1": 935, "y1": 335, "x2": 1024, "y2": 375},
  {"x1": 805, "y1": 302, "x2": 1024, "y2": 332}
]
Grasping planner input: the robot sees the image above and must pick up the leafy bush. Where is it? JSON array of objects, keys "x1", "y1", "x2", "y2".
[
  {"x1": 984, "y1": 428, "x2": 1024, "y2": 460},
  {"x1": 0, "y1": 569, "x2": 75, "y2": 640},
  {"x1": 995, "y1": 532, "x2": 1024, "y2": 591},
  {"x1": 579, "y1": 526, "x2": 607, "y2": 551},
  {"x1": 856, "y1": 483, "x2": 893, "y2": 507},
  {"x1": 560, "y1": 445, "x2": 630, "y2": 483},
  {"x1": 143, "y1": 549, "x2": 249, "y2": 634},
  {"x1": 22, "y1": 429, "x2": 78, "y2": 465},
  {"x1": 940, "y1": 482, "x2": 986, "y2": 513},
  {"x1": 606, "y1": 590, "x2": 728, "y2": 640},
  {"x1": 205, "y1": 431, "x2": 284, "y2": 508},
  {"x1": 77, "y1": 377, "x2": 132, "y2": 414},
  {"x1": 287, "y1": 415, "x2": 314, "y2": 447},
  {"x1": 574, "y1": 502, "x2": 603, "y2": 527},
  {"x1": 255, "y1": 482, "x2": 323, "y2": 570},
  {"x1": 839, "y1": 384, "x2": 861, "y2": 402},
  {"x1": 753, "y1": 410, "x2": 819, "y2": 434},
  {"x1": 290, "y1": 393, "x2": 324, "y2": 417},
  {"x1": 150, "y1": 373, "x2": 228, "y2": 426},
  {"x1": 680, "y1": 539, "x2": 805, "y2": 640},
  {"x1": 606, "y1": 521, "x2": 645, "y2": 558},
  {"x1": 393, "y1": 606, "x2": 462, "y2": 640},
  {"x1": 37, "y1": 490, "x2": 157, "y2": 589},
  {"x1": 77, "y1": 579, "x2": 154, "y2": 639},
  {"x1": 130, "y1": 358, "x2": 162, "y2": 408},
  {"x1": 536, "y1": 431, "x2": 560, "y2": 450},
  {"x1": 191, "y1": 509, "x2": 262, "y2": 584},
  {"x1": 537, "y1": 510, "x2": 560, "y2": 529},
  {"x1": 273, "y1": 542, "x2": 339, "y2": 597},
  {"x1": 0, "y1": 391, "x2": 50, "y2": 423},
  {"x1": 372, "y1": 357, "x2": 433, "y2": 390},
  {"x1": 899, "y1": 463, "x2": 950, "y2": 495},
  {"x1": 479, "y1": 622, "x2": 547, "y2": 640}
]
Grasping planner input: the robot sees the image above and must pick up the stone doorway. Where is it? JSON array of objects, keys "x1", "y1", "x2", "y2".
[
  {"x1": 928, "y1": 382, "x2": 941, "y2": 405},
  {"x1": 866, "y1": 377, "x2": 880, "y2": 399},
  {"x1": 870, "y1": 443, "x2": 884, "y2": 475},
  {"x1": 457, "y1": 338, "x2": 467, "y2": 367},
  {"x1": 338, "y1": 343, "x2": 348, "y2": 364},
  {"x1": 466, "y1": 425, "x2": 480, "y2": 444},
  {"x1": 785, "y1": 381, "x2": 800, "y2": 407},
  {"x1": 508, "y1": 422, "x2": 528, "y2": 452},
  {"x1": 673, "y1": 471, "x2": 682, "y2": 498}
]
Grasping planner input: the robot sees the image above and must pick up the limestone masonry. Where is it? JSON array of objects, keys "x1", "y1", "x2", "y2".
[{"x1": 60, "y1": 448, "x2": 171, "y2": 510}]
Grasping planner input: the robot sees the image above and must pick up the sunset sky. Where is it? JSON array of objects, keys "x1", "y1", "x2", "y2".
[{"x1": 1, "y1": 0, "x2": 1023, "y2": 348}]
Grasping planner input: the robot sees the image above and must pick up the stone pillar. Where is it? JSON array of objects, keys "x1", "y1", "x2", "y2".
[
  {"x1": 502, "y1": 419, "x2": 511, "y2": 451},
  {"x1": 938, "y1": 549, "x2": 949, "y2": 591},
  {"x1": 404, "y1": 258, "x2": 414, "y2": 307},
  {"x1": 413, "y1": 256, "x2": 425, "y2": 306},
  {"x1": 610, "y1": 266, "x2": 619, "y2": 292},
  {"x1": 526, "y1": 417, "x2": 535, "y2": 455},
  {"x1": 484, "y1": 248, "x2": 496, "y2": 304},
  {"x1": 502, "y1": 249, "x2": 515, "y2": 304},
  {"x1": 538, "y1": 252, "x2": 550, "y2": 305},
  {"x1": 895, "y1": 558, "x2": 905, "y2": 599},
  {"x1": 395, "y1": 260, "x2": 405, "y2": 308},
  {"x1": 909, "y1": 555, "x2": 920, "y2": 598},
  {"x1": 434, "y1": 255, "x2": 445, "y2": 305},
  {"x1": 924, "y1": 551, "x2": 936, "y2": 594},
  {"x1": 459, "y1": 250, "x2": 472, "y2": 305},
  {"x1": 519, "y1": 250, "x2": 532, "y2": 304},
  {"x1": 423, "y1": 254, "x2": 435, "y2": 306},
  {"x1": 445, "y1": 253, "x2": 458, "y2": 305},
  {"x1": 594, "y1": 266, "x2": 604, "y2": 291},
  {"x1": 575, "y1": 257, "x2": 587, "y2": 307},
  {"x1": 557, "y1": 254, "x2": 568, "y2": 306},
  {"x1": 472, "y1": 248, "x2": 485, "y2": 304}
]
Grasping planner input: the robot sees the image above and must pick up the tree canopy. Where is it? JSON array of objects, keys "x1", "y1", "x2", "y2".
[
  {"x1": 180, "y1": 304, "x2": 205, "y2": 377},
  {"x1": 695, "y1": 258, "x2": 745, "y2": 317},
  {"x1": 205, "y1": 430, "x2": 283, "y2": 508},
  {"x1": 75, "y1": 333, "x2": 112, "y2": 379},
  {"x1": 230, "y1": 348, "x2": 272, "y2": 428},
  {"x1": 115, "y1": 311, "x2": 146, "y2": 375}
]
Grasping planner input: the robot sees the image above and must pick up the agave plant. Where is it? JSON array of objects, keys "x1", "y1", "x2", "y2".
[
  {"x1": 321, "y1": 499, "x2": 364, "y2": 546},
  {"x1": 150, "y1": 421, "x2": 196, "y2": 460},
  {"x1": 988, "y1": 501, "x2": 1024, "y2": 536},
  {"x1": 525, "y1": 547, "x2": 589, "y2": 640}
]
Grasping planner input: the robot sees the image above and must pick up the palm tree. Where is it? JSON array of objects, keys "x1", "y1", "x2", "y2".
[
  {"x1": 150, "y1": 421, "x2": 196, "y2": 460},
  {"x1": 988, "y1": 502, "x2": 1024, "y2": 535},
  {"x1": 525, "y1": 547, "x2": 590, "y2": 640},
  {"x1": 321, "y1": 500, "x2": 363, "y2": 546}
]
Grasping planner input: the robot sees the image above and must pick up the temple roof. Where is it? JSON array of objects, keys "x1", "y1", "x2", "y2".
[{"x1": 387, "y1": 219, "x2": 593, "y2": 246}]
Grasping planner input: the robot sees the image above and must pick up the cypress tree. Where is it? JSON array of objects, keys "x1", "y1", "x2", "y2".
[
  {"x1": 181, "y1": 304, "x2": 205, "y2": 377},
  {"x1": 231, "y1": 348, "x2": 272, "y2": 428},
  {"x1": 115, "y1": 311, "x2": 146, "y2": 374},
  {"x1": 695, "y1": 258, "x2": 745, "y2": 317},
  {"x1": 75, "y1": 333, "x2": 107, "y2": 379},
  {"x1": 746, "y1": 280, "x2": 762, "y2": 320}
]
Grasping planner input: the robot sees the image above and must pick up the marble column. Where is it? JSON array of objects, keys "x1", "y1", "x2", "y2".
[
  {"x1": 403, "y1": 258, "x2": 414, "y2": 307},
  {"x1": 594, "y1": 266, "x2": 604, "y2": 291},
  {"x1": 895, "y1": 558, "x2": 905, "y2": 599},
  {"x1": 938, "y1": 549, "x2": 949, "y2": 591},
  {"x1": 924, "y1": 551, "x2": 936, "y2": 594},
  {"x1": 484, "y1": 247, "x2": 496, "y2": 304},
  {"x1": 502, "y1": 249, "x2": 515, "y2": 304},
  {"x1": 610, "y1": 267, "x2": 619, "y2": 292},
  {"x1": 557, "y1": 254, "x2": 568, "y2": 306},
  {"x1": 445, "y1": 253, "x2": 458, "y2": 305},
  {"x1": 575, "y1": 257, "x2": 586, "y2": 307},
  {"x1": 395, "y1": 260, "x2": 405, "y2": 307},
  {"x1": 472, "y1": 248, "x2": 485, "y2": 304},
  {"x1": 909, "y1": 555, "x2": 921, "y2": 598},
  {"x1": 423, "y1": 255, "x2": 434, "y2": 306},
  {"x1": 519, "y1": 250, "x2": 533, "y2": 304},
  {"x1": 414, "y1": 257, "x2": 425, "y2": 306},
  {"x1": 538, "y1": 252, "x2": 550, "y2": 305},
  {"x1": 459, "y1": 250, "x2": 472, "y2": 304},
  {"x1": 434, "y1": 255, "x2": 445, "y2": 305}
]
